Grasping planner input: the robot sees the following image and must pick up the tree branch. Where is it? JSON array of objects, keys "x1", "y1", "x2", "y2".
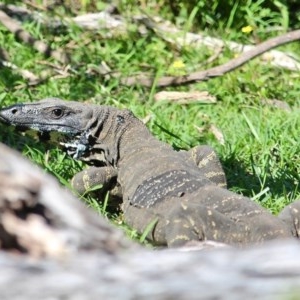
[
  {"x1": 0, "y1": 9, "x2": 69, "y2": 64},
  {"x1": 120, "y1": 29, "x2": 300, "y2": 87}
]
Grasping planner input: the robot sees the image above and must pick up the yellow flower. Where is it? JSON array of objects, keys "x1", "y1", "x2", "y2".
[
  {"x1": 241, "y1": 25, "x2": 253, "y2": 33},
  {"x1": 171, "y1": 59, "x2": 186, "y2": 69},
  {"x1": 167, "y1": 59, "x2": 187, "y2": 76}
]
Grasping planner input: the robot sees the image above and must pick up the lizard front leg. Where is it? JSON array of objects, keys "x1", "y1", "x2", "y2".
[
  {"x1": 73, "y1": 145, "x2": 226, "y2": 204},
  {"x1": 71, "y1": 166, "x2": 122, "y2": 208}
]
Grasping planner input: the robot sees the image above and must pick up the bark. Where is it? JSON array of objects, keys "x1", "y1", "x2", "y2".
[
  {"x1": 0, "y1": 142, "x2": 300, "y2": 299},
  {"x1": 0, "y1": 142, "x2": 132, "y2": 256},
  {"x1": 0, "y1": 240, "x2": 300, "y2": 299}
]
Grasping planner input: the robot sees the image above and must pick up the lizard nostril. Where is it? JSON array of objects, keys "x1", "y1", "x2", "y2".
[{"x1": 11, "y1": 108, "x2": 18, "y2": 115}]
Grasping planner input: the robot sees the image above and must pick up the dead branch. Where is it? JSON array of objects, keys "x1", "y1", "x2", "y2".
[
  {"x1": 120, "y1": 29, "x2": 300, "y2": 87},
  {"x1": 2, "y1": 4, "x2": 299, "y2": 71},
  {"x1": 0, "y1": 2, "x2": 130, "y2": 37},
  {"x1": 0, "y1": 58, "x2": 39, "y2": 82},
  {"x1": 1, "y1": 4, "x2": 299, "y2": 89},
  {"x1": 0, "y1": 142, "x2": 132, "y2": 256},
  {"x1": 0, "y1": 46, "x2": 40, "y2": 82},
  {"x1": 137, "y1": 14, "x2": 300, "y2": 71},
  {"x1": 0, "y1": 9, "x2": 69, "y2": 64}
]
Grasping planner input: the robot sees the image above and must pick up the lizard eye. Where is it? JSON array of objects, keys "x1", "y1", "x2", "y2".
[{"x1": 51, "y1": 108, "x2": 64, "y2": 118}]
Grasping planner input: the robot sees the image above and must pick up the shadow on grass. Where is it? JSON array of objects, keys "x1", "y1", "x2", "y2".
[
  {"x1": 0, "y1": 124, "x2": 51, "y2": 157},
  {"x1": 0, "y1": 69, "x2": 27, "y2": 91},
  {"x1": 222, "y1": 154, "x2": 299, "y2": 200}
]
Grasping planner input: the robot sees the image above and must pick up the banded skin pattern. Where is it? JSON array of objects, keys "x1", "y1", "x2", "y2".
[{"x1": 0, "y1": 98, "x2": 299, "y2": 247}]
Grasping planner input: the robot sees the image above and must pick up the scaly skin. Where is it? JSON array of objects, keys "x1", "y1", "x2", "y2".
[{"x1": 0, "y1": 98, "x2": 299, "y2": 247}]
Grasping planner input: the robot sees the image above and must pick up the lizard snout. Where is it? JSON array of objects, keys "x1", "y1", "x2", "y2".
[{"x1": 0, "y1": 104, "x2": 26, "y2": 126}]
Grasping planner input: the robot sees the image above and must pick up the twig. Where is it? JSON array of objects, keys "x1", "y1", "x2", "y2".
[
  {"x1": 13, "y1": 66, "x2": 74, "y2": 89},
  {"x1": 0, "y1": 46, "x2": 40, "y2": 82},
  {"x1": 23, "y1": 0, "x2": 47, "y2": 12},
  {"x1": 120, "y1": 29, "x2": 300, "y2": 87},
  {"x1": 0, "y1": 59, "x2": 39, "y2": 82},
  {"x1": 204, "y1": 46, "x2": 224, "y2": 66},
  {"x1": 0, "y1": 10, "x2": 69, "y2": 64}
]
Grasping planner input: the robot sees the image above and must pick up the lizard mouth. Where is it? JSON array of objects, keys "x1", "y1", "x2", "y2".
[
  {"x1": 15, "y1": 125, "x2": 30, "y2": 132},
  {"x1": 16, "y1": 121, "x2": 80, "y2": 133},
  {"x1": 0, "y1": 113, "x2": 80, "y2": 133}
]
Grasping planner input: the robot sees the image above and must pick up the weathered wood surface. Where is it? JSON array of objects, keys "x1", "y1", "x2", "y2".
[
  {"x1": 0, "y1": 142, "x2": 300, "y2": 299},
  {"x1": 1, "y1": 240, "x2": 300, "y2": 299},
  {"x1": 0, "y1": 142, "x2": 132, "y2": 255}
]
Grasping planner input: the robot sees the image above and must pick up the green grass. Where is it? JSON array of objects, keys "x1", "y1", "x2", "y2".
[{"x1": 0, "y1": 0, "x2": 299, "y2": 244}]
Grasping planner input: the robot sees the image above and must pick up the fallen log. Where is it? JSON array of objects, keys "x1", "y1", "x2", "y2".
[
  {"x1": 0, "y1": 142, "x2": 132, "y2": 255},
  {"x1": 0, "y1": 239, "x2": 300, "y2": 299},
  {"x1": 0, "y1": 142, "x2": 300, "y2": 299}
]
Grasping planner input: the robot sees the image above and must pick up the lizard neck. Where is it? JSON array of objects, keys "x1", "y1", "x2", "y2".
[
  {"x1": 118, "y1": 117, "x2": 162, "y2": 164},
  {"x1": 84, "y1": 107, "x2": 156, "y2": 168}
]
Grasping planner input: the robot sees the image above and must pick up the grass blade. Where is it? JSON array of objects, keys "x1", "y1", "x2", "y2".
[{"x1": 242, "y1": 111, "x2": 261, "y2": 143}]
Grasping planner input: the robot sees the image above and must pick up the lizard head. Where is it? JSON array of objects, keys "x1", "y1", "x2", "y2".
[
  {"x1": 0, "y1": 98, "x2": 97, "y2": 160},
  {"x1": 0, "y1": 98, "x2": 84, "y2": 134},
  {"x1": 0, "y1": 98, "x2": 136, "y2": 166}
]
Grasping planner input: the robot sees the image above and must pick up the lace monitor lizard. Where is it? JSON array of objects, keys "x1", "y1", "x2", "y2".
[{"x1": 0, "y1": 98, "x2": 299, "y2": 247}]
